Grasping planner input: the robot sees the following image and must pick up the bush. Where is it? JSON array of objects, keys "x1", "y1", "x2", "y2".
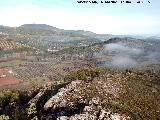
[
  {"x1": 64, "y1": 68, "x2": 100, "y2": 82},
  {"x1": 0, "y1": 115, "x2": 10, "y2": 120},
  {"x1": 27, "y1": 103, "x2": 37, "y2": 118},
  {"x1": 12, "y1": 108, "x2": 27, "y2": 120},
  {"x1": 0, "y1": 90, "x2": 19, "y2": 106}
]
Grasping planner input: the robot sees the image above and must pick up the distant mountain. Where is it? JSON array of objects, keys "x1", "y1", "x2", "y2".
[
  {"x1": 145, "y1": 36, "x2": 160, "y2": 40},
  {"x1": 66, "y1": 30, "x2": 96, "y2": 36},
  {"x1": 0, "y1": 25, "x2": 14, "y2": 33},
  {"x1": 0, "y1": 24, "x2": 63, "y2": 35},
  {"x1": 0, "y1": 24, "x2": 159, "y2": 46},
  {"x1": 0, "y1": 24, "x2": 101, "y2": 49},
  {"x1": 19, "y1": 24, "x2": 61, "y2": 32}
]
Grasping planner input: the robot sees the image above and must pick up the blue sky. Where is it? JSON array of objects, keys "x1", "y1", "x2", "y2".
[{"x1": 0, "y1": 0, "x2": 159, "y2": 35}]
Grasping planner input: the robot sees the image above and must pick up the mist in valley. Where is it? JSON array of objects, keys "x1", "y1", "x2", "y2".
[{"x1": 96, "y1": 42, "x2": 160, "y2": 70}]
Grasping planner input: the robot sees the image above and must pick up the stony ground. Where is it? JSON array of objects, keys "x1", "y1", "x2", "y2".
[{"x1": 0, "y1": 67, "x2": 160, "y2": 120}]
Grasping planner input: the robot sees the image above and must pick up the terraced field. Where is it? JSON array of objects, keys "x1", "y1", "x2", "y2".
[{"x1": 0, "y1": 40, "x2": 30, "y2": 50}]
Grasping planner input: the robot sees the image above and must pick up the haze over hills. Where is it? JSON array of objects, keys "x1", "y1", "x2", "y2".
[
  {"x1": 1, "y1": 24, "x2": 159, "y2": 39},
  {"x1": 0, "y1": 24, "x2": 159, "y2": 48}
]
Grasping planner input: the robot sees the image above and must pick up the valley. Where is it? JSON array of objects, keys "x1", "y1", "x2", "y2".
[{"x1": 0, "y1": 24, "x2": 160, "y2": 120}]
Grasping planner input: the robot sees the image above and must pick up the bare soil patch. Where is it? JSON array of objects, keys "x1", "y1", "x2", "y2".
[
  {"x1": 0, "y1": 68, "x2": 21, "y2": 87},
  {"x1": 0, "y1": 77, "x2": 21, "y2": 87}
]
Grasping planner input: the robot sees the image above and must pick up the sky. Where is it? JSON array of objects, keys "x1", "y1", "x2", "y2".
[{"x1": 0, "y1": 0, "x2": 159, "y2": 35}]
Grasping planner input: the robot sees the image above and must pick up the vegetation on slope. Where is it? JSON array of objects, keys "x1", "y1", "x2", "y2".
[{"x1": 0, "y1": 66, "x2": 159, "y2": 119}]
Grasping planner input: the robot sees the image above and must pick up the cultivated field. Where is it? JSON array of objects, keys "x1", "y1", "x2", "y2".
[{"x1": 0, "y1": 68, "x2": 21, "y2": 87}]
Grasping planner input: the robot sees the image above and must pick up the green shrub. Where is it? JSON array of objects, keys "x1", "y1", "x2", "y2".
[
  {"x1": 12, "y1": 108, "x2": 27, "y2": 120},
  {"x1": 64, "y1": 68, "x2": 100, "y2": 82},
  {"x1": 0, "y1": 115, "x2": 10, "y2": 120},
  {"x1": 0, "y1": 90, "x2": 19, "y2": 106},
  {"x1": 27, "y1": 103, "x2": 37, "y2": 118}
]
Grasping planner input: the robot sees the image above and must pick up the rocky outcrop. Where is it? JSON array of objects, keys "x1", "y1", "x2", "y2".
[
  {"x1": 57, "y1": 97, "x2": 129, "y2": 120},
  {"x1": 40, "y1": 80, "x2": 129, "y2": 120},
  {"x1": 44, "y1": 80, "x2": 82, "y2": 110},
  {"x1": 26, "y1": 70, "x2": 130, "y2": 120},
  {"x1": 28, "y1": 82, "x2": 54, "y2": 106}
]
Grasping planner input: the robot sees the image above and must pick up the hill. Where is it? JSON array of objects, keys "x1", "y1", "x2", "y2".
[{"x1": 0, "y1": 24, "x2": 160, "y2": 120}]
